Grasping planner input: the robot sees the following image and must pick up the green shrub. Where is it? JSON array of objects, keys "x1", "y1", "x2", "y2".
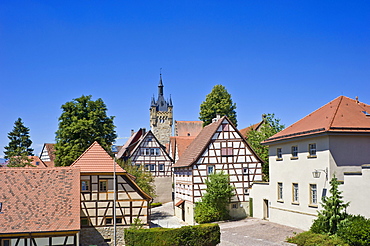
[
  {"x1": 194, "y1": 202, "x2": 225, "y2": 224},
  {"x1": 150, "y1": 202, "x2": 162, "y2": 208},
  {"x1": 287, "y1": 231, "x2": 349, "y2": 246},
  {"x1": 124, "y1": 223, "x2": 220, "y2": 246},
  {"x1": 337, "y1": 215, "x2": 370, "y2": 246}
]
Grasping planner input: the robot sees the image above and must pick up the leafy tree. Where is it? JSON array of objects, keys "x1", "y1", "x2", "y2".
[
  {"x1": 199, "y1": 85, "x2": 237, "y2": 127},
  {"x1": 194, "y1": 171, "x2": 234, "y2": 223},
  {"x1": 247, "y1": 113, "x2": 284, "y2": 181},
  {"x1": 55, "y1": 95, "x2": 117, "y2": 166},
  {"x1": 4, "y1": 118, "x2": 34, "y2": 167},
  {"x1": 117, "y1": 159, "x2": 155, "y2": 198},
  {"x1": 310, "y1": 174, "x2": 349, "y2": 235}
]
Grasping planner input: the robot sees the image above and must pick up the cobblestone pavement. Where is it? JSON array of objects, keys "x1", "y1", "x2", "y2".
[
  {"x1": 150, "y1": 202, "x2": 303, "y2": 245},
  {"x1": 218, "y1": 218, "x2": 303, "y2": 246}
]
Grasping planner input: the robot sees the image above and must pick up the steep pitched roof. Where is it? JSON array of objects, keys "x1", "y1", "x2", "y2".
[
  {"x1": 174, "y1": 117, "x2": 225, "y2": 167},
  {"x1": 264, "y1": 96, "x2": 370, "y2": 144},
  {"x1": 116, "y1": 129, "x2": 145, "y2": 159},
  {"x1": 239, "y1": 121, "x2": 264, "y2": 137},
  {"x1": 71, "y1": 141, "x2": 125, "y2": 173},
  {"x1": 169, "y1": 136, "x2": 196, "y2": 160},
  {"x1": 0, "y1": 167, "x2": 80, "y2": 234},
  {"x1": 30, "y1": 156, "x2": 47, "y2": 167}
]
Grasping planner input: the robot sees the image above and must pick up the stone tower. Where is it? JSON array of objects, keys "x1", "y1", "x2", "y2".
[{"x1": 150, "y1": 74, "x2": 173, "y2": 146}]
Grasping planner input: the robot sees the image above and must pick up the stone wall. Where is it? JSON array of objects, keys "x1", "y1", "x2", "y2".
[{"x1": 80, "y1": 227, "x2": 126, "y2": 246}]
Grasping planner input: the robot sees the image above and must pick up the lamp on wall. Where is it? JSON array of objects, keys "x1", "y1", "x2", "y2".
[{"x1": 312, "y1": 167, "x2": 328, "y2": 180}]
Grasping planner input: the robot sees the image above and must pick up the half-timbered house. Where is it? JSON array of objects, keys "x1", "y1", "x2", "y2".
[
  {"x1": 117, "y1": 129, "x2": 174, "y2": 203},
  {"x1": 173, "y1": 116, "x2": 263, "y2": 224},
  {"x1": 71, "y1": 141, "x2": 152, "y2": 246},
  {"x1": 0, "y1": 167, "x2": 80, "y2": 246}
]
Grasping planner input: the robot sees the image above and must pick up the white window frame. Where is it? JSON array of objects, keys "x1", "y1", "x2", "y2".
[
  {"x1": 277, "y1": 148, "x2": 282, "y2": 160},
  {"x1": 310, "y1": 184, "x2": 318, "y2": 205},
  {"x1": 207, "y1": 165, "x2": 215, "y2": 175},
  {"x1": 277, "y1": 182, "x2": 283, "y2": 201},
  {"x1": 308, "y1": 143, "x2": 317, "y2": 157},
  {"x1": 292, "y1": 183, "x2": 299, "y2": 203}
]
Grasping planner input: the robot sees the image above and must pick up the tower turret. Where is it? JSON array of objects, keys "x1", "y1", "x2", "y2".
[{"x1": 150, "y1": 73, "x2": 173, "y2": 146}]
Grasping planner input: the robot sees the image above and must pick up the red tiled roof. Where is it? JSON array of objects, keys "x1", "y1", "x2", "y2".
[
  {"x1": 71, "y1": 141, "x2": 125, "y2": 173},
  {"x1": 116, "y1": 129, "x2": 145, "y2": 159},
  {"x1": 175, "y1": 121, "x2": 203, "y2": 137},
  {"x1": 29, "y1": 156, "x2": 47, "y2": 168},
  {"x1": 45, "y1": 143, "x2": 56, "y2": 161},
  {"x1": 239, "y1": 121, "x2": 264, "y2": 137},
  {"x1": 264, "y1": 96, "x2": 370, "y2": 144},
  {"x1": 174, "y1": 117, "x2": 225, "y2": 167},
  {"x1": 169, "y1": 136, "x2": 196, "y2": 160},
  {"x1": 0, "y1": 167, "x2": 80, "y2": 234}
]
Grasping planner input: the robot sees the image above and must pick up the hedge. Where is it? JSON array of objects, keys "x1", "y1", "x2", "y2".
[
  {"x1": 287, "y1": 231, "x2": 349, "y2": 246},
  {"x1": 124, "y1": 223, "x2": 220, "y2": 246}
]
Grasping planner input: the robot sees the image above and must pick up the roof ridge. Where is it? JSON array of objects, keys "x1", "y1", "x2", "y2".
[
  {"x1": 328, "y1": 95, "x2": 344, "y2": 129},
  {"x1": 71, "y1": 141, "x2": 99, "y2": 166}
]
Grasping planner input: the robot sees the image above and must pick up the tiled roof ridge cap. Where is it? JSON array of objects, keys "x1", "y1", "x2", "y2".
[
  {"x1": 328, "y1": 95, "x2": 344, "y2": 129},
  {"x1": 71, "y1": 141, "x2": 101, "y2": 166}
]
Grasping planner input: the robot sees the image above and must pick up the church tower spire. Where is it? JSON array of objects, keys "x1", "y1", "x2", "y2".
[{"x1": 150, "y1": 72, "x2": 173, "y2": 146}]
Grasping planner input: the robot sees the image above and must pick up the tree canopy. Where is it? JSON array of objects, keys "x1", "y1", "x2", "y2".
[
  {"x1": 246, "y1": 113, "x2": 284, "y2": 181},
  {"x1": 194, "y1": 171, "x2": 235, "y2": 223},
  {"x1": 199, "y1": 85, "x2": 237, "y2": 127},
  {"x1": 4, "y1": 118, "x2": 34, "y2": 167},
  {"x1": 117, "y1": 159, "x2": 155, "y2": 198},
  {"x1": 55, "y1": 95, "x2": 117, "y2": 166}
]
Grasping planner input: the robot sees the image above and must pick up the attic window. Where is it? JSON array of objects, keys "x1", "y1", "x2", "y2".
[{"x1": 362, "y1": 111, "x2": 370, "y2": 116}]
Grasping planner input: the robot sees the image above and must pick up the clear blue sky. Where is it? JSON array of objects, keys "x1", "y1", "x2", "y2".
[{"x1": 1, "y1": 1, "x2": 369, "y2": 157}]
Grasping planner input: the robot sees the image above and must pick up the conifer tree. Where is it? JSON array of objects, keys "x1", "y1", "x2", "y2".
[
  {"x1": 199, "y1": 85, "x2": 237, "y2": 127},
  {"x1": 310, "y1": 174, "x2": 349, "y2": 235},
  {"x1": 55, "y1": 95, "x2": 117, "y2": 166},
  {"x1": 4, "y1": 118, "x2": 34, "y2": 167}
]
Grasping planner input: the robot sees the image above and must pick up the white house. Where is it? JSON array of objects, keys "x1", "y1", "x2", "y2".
[{"x1": 250, "y1": 96, "x2": 370, "y2": 230}]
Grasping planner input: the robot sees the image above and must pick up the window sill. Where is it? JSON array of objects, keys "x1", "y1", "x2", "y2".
[
  {"x1": 291, "y1": 202, "x2": 299, "y2": 205},
  {"x1": 290, "y1": 157, "x2": 298, "y2": 160},
  {"x1": 276, "y1": 158, "x2": 283, "y2": 161},
  {"x1": 308, "y1": 204, "x2": 318, "y2": 208},
  {"x1": 307, "y1": 155, "x2": 317, "y2": 159},
  {"x1": 277, "y1": 199, "x2": 284, "y2": 203}
]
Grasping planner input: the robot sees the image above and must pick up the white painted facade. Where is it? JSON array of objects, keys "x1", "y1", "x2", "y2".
[{"x1": 251, "y1": 134, "x2": 370, "y2": 231}]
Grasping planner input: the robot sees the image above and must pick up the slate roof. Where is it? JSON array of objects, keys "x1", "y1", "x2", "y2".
[
  {"x1": 71, "y1": 141, "x2": 125, "y2": 173},
  {"x1": 264, "y1": 96, "x2": 370, "y2": 144},
  {"x1": 174, "y1": 117, "x2": 225, "y2": 167},
  {"x1": 0, "y1": 167, "x2": 80, "y2": 234}
]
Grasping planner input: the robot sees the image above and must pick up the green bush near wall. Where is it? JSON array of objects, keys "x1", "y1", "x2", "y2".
[{"x1": 124, "y1": 223, "x2": 220, "y2": 246}]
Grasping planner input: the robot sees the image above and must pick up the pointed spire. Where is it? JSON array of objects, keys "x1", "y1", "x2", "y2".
[
  {"x1": 151, "y1": 95, "x2": 156, "y2": 106},
  {"x1": 169, "y1": 94, "x2": 173, "y2": 107},
  {"x1": 158, "y1": 70, "x2": 164, "y2": 96}
]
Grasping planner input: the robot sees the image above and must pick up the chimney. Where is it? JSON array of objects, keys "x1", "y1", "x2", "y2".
[
  {"x1": 131, "y1": 129, "x2": 135, "y2": 136},
  {"x1": 142, "y1": 128, "x2": 146, "y2": 134},
  {"x1": 212, "y1": 114, "x2": 221, "y2": 123},
  {"x1": 356, "y1": 96, "x2": 359, "y2": 103}
]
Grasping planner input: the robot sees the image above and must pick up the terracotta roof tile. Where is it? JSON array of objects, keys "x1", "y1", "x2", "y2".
[
  {"x1": 0, "y1": 167, "x2": 80, "y2": 234},
  {"x1": 239, "y1": 121, "x2": 264, "y2": 137},
  {"x1": 264, "y1": 96, "x2": 370, "y2": 143},
  {"x1": 71, "y1": 141, "x2": 125, "y2": 173},
  {"x1": 174, "y1": 117, "x2": 225, "y2": 167},
  {"x1": 175, "y1": 121, "x2": 203, "y2": 137},
  {"x1": 116, "y1": 129, "x2": 145, "y2": 159},
  {"x1": 169, "y1": 136, "x2": 196, "y2": 160}
]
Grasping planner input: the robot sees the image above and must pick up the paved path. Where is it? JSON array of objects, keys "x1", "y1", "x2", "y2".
[{"x1": 150, "y1": 202, "x2": 303, "y2": 245}]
